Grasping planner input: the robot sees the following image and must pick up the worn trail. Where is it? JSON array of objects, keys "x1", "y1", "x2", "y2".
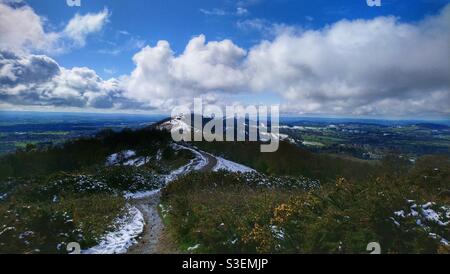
[{"x1": 128, "y1": 148, "x2": 216, "y2": 254}]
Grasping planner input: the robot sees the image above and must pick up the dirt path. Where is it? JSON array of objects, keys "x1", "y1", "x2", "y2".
[
  {"x1": 128, "y1": 149, "x2": 216, "y2": 254},
  {"x1": 127, "y1": 192, "x2": 164, "y2": 254},
  {"x1": 197, "y1": 151, "x2": 217, "y2": 172}
]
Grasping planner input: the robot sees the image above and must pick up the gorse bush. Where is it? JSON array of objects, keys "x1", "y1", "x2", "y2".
[
  {"x1": 161, "y1": 156, "x2": 449, "y2": 254},
  {"x1": 0, "y1": 127, "x2": 180, "y2": 254},
  {"x1": 0, "y1": 195, "x2": 125, "y2": 254},
  {"x1": 0, "y1": 164, "x2": 170, "y2": 253}
]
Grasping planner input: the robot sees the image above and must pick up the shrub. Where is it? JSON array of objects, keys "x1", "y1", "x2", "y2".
[{"x1": 161, "y1": 160, "x2": 449, "y2": 254}]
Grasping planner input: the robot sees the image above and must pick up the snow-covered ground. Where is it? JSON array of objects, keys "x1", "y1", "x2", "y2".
[
  {"x1": 162, "y1": 145, "x2": 208, "y2": 183},
  {"x1": 106, "y1": 150, "x2": 150, "y2": 167},
  {"x1": 213, "y1": 156, "x2": 256, "y2": 173},
  {"x1": 174, "y1": 144, "x2": 256, "y2": 174},
  {"x1": 89, "y1": 144, "x2": 210, "y2": 254},
  {"x1": 95, "y1": 144, "x2": 256, "y2": 254},
  {"x1": 159, "y1": 115, "x2": 201, "y2": 135},
  {"x1": 124, "y1": 189, "x2": 160, "y2": 200},
  {"x1": 174, "y1": 144, "x2": 208, "y2": 171},
  {"x1": 163, "y1": 162, "x2": 193, "y2": 184},
  {"x1": 187, "y1": 244, "x2": 201, "y2": 252},
  {"x1": 160, "y1": 117, "x2": 192, "y2": 133},
  {"x1": 83, "y1": 206, "x2": 145, "y2": 254},
  {"x1": 106, "y1": 150, "x2": 137, "y2": 166},
  {"x1": 392, "y1": 201, "x2": 450, "y2": 246},
  {"x1": 123, "y1": 157, "x2": 146, "y2": 167}
]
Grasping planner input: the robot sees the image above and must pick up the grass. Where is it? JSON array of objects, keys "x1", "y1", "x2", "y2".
[
  {"x1": 0, "y1": 192, "x2": 125, "y2": 254},
  {"x1": 0, "y1": 127, "x2": 181, "y2": 254},
  {"x1": 195, "y1": 140, "x2": 377, "y2": 181},
  {"x1": 0, "y1": 163, "x2": 172, "y2": 254},
  {"x1": 161, "y1": 156, "x2": 450, "y2": 254},
  {"x1": 325, "y1": 153, "x2": 381, "y2": 165},
  {"x1": 302, "y1": 134, "x2": 344, "y2": 146}
]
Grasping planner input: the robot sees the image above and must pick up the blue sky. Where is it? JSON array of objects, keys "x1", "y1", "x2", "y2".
[
  {"x1": 0, "y1": 0, "x2": 449, "y2": 118},
  {"x1": 25, "y1": 0, "x2": 449, "y2": 78}
]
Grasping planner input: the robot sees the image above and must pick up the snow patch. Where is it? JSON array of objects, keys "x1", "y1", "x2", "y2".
[
  {"x1": 159, "y1": 116, "x2": 201, "y2": 134},
  {"x1": 165, "y1": 145, "x2": 209, "y2": 180},
  {"x1": 124, "y1": 189, "x2": 160, "y2": 200},
  {"x1": 83, "y1": 206, "x2": 144, "y2": 254},
  {"x1": 187, "y1": 244, "x2": 200, "y2": 252},
  {"x1": 123, "y1": 157, "x2": 147, "y2": 167},
  {"x1": 106, "y1": 150, "x2": 137, "y2": 166},
  {"x1": 213, "y1": 157, "x2": 256, "y2": 173},
  {"x1": 392, "y1": 201, "x2": 450, "y2": 246},
  {"x1": 271, "y1": 226, "x2": 285, "y2": 240}
]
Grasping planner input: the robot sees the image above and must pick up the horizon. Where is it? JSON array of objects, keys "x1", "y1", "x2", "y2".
[{"x1": 1, "y1": 109, "x2": 449, "y2": 126}]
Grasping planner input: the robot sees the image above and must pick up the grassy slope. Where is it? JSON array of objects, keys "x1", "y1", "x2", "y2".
[
  {"x1": 0, "y1": 127, "x2": 190, "y2": 254},
  {"x1": 161, "y1": 156, "x2": 450, "y2": 254},
  {"x1": 195, "y1": 140, "x2": 377, "y2": 182}
]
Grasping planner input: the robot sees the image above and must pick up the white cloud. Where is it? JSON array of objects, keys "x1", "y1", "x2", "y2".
[
  {"x1": 0, "y1": 3, "x2": 58, "y2": 53},
  {"x1": 199, "y1": 8, "x2": 227, "y2": 16},
  {"x1": 63, "y1": 8, "x2": 110, "y2": 47},
  {"x1": 123, "y1": 5, "x2": 450, "y2": 117},
  {"x1": 0, "y1": 2, "x2": 109, "y2": 53},
  {"x1": 236, "y1": 7, "x2": 249, "y2": 16},
  {"x1": 237, "y1": 18, "x2": 270, "y2": 32},
  {"x1": 123, "y1": 35, "x2": 247, "y2": 109},
  {"x1": 1, "y1": 2, "x2": 449, "y2": 117},
  {"x1": 244, "y1": 6, "x2": 450, "y2": 116},
  {"x1": 236, "y1": 18, "x2": 294, "y2": 37},
  {"x1": 200, "y1": 6, "x2": 249, "y2": 17},
  {"x1": 0, "y1": 51, "x2": 141, "y2": 109}
]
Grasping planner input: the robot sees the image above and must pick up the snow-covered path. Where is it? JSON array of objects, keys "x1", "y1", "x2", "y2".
[
  {"x1": 126, "y1": 146, "x2": 216, "y2": 254},
  {"x1": 83, "y1": 206, "x2": 145, "y2": 254},
  {"x1": 213, "y1": 156, "x2": 256, "y2": 173},
  {"x1": 127, "y1": 191, "x2": 166, "y2": 254},
  {"x1": 88, "y1": 144, "x2": 253, "y2": 254}
]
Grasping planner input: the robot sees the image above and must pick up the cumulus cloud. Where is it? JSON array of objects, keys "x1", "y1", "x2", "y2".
[
  {"x1": 0, "y1": 2, "x2": 118, "y2": 108},
  {"x1": 0, "y1": 2, "x2": 58, "y2": 53},
  {"x1": 123, "y1": 35, "x2": 248, "y2": 109},
  {"x1": 0, "y1": 2, "x2": 109, "y2": 53},
  {"x1": 1, "y1": 2, "x2": 449, "y2": 117},
  {"x1": 123, "y1": 5, "x2": 450, "y2": 116},
  {"x1": 244, "y1": 6, "x2": 450, "y2": 116},
  {"x1": 0, "y1": 50, "x2": 142, "y2": 109}
]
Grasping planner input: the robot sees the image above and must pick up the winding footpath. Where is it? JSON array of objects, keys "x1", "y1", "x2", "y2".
[{"x1": 128, "y1": 147, "x2": 217, "y2": 254}]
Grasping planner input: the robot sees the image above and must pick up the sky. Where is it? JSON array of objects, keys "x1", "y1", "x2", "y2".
[{"x1": 0, "y1": 0, "x2": 449, "y2": 118}]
